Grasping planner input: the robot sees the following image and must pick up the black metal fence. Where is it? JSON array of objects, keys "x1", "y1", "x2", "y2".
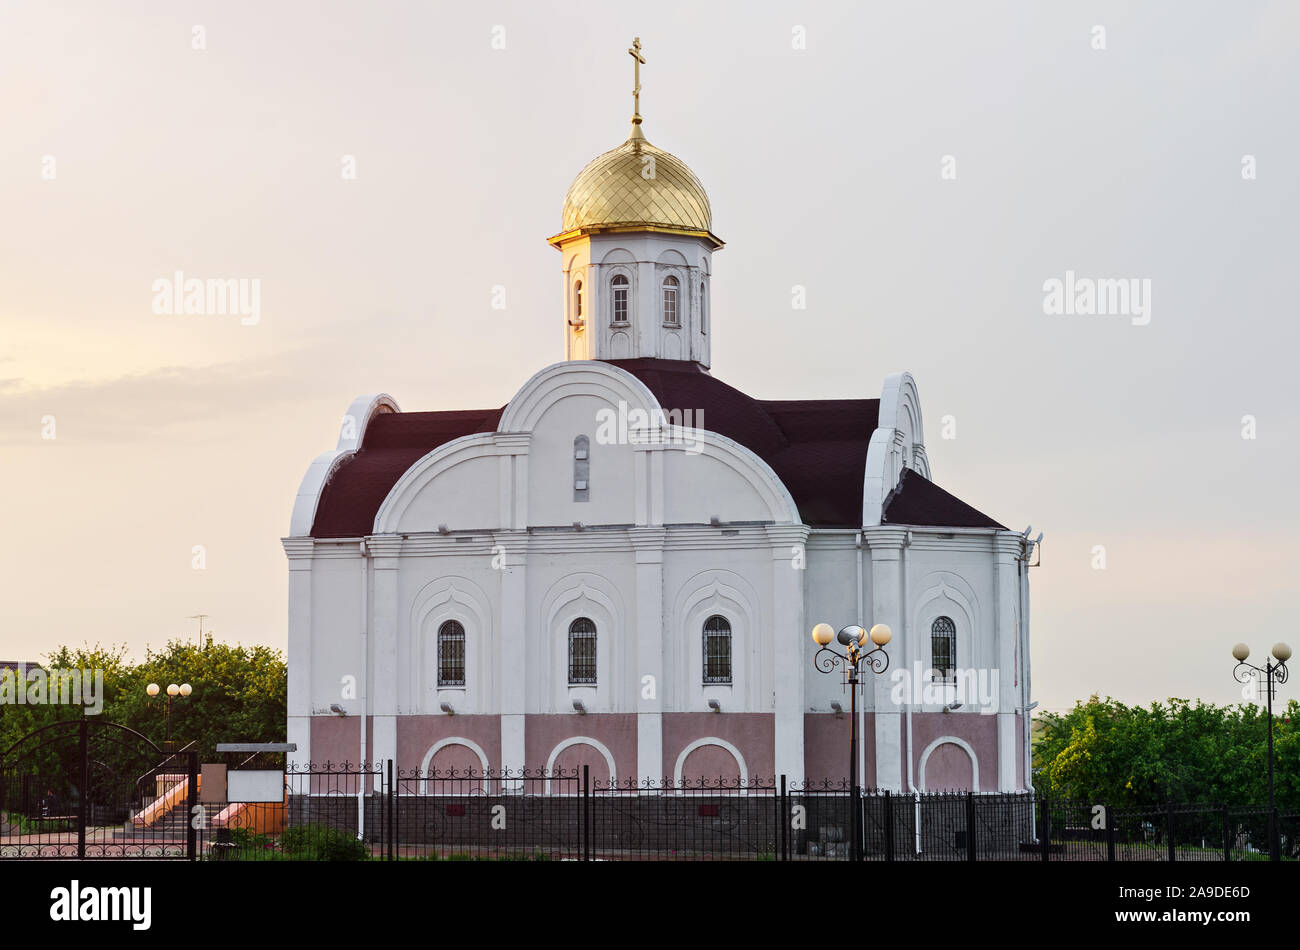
[
  {"x1": 6, "y1": 759, "x2": 1298, "y2": 861},
  {"x1": 0, "y1": 721, "x2": 199, "y2": 860},
  {"x1": 188, "y1": 764, "x2": 1300, "y2": 862}
]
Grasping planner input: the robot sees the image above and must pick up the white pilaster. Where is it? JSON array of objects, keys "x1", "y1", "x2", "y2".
[
  {"x1": 768, "y1": 525, "x2": 809, "y2": 781},
  {"x1": 632, "y1": 528, "x2": 666, "y2": 784},
  {"x1": 368, "y1": 535, "x2": 402, "y2": 769},
  {"x1": 865, "y1": 526, "x2": 907, "y2": 791},
  {"x1": 283, "y1": 538, "x2": 314, "y2": 769},
  {"x1": 994, "y1": 533, "x2": 1021, "y2": 791},
  {"x1": 498, "y1": 533, "x2": 529, "y2": 784}
]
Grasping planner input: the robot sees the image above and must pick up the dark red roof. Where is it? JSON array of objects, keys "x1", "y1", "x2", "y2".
[
  {"x1": 307, "y1": 360, "x2": 1002, "y2": 537},
  {"x1": 310, "y1": 408, "x2": 504, "y2": 537},
  {"x1": 881, "y1": 467, "x2": 1006, "y2": 530}
]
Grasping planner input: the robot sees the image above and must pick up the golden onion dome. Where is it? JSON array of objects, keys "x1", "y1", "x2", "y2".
[{"x1": 550, "y1": 124, "x2": 723, "y2": 249}]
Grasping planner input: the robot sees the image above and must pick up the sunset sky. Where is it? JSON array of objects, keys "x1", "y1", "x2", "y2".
[{"x1": 2, "y1": 0, "x2": 1297, "y2": 713}]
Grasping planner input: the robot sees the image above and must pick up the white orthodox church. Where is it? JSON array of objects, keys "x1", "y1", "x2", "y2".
[{"x1": 284, "y1": 42, "x2": 1036, "y2": 793}]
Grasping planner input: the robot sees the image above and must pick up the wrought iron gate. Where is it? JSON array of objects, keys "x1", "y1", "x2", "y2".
[{"x1": 0, "y1": 718, "x2": 198, "y2": 859}]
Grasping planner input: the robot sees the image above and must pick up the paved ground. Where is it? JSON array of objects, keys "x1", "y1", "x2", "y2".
[{"x1": 0, "y1": 828, "x2": 187, "y2": 858}]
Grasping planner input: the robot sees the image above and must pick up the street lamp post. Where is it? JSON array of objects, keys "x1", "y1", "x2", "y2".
[
  {"x1": 811, "y1": 622, "x2": 892, "y2": 861},
  {"x1": 1231, "y1": 641, "x2": 1291, "y2": 861},
  {"x1": 146, "y1": 681, "x2": 193, "y2": 751}
]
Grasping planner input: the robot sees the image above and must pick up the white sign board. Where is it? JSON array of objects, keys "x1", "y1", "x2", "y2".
[{"x1": 227, "y1": 770, "x2": 284, "y2": 803}]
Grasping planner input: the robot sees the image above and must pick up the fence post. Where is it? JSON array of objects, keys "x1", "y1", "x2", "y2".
[
  {"x1": 852, "y1": 784, "x2": 862, "y2": 862},
  {"x1": 779, "y1": 774, "x2": 788, "y2": 862},
  {"x1": 1222, "y1": 804, "x2": 1231, "y2": 862},
  {"x1": 1165, "y1": 800, "x2": 1175, "y2": 863},
  {"x1": 883, "y1": 789, "x2": 894, "y2": 862},
  {"x1": 77, "y1": 717, "x2": 88, "y2": 861},
  {"x1": 1269, "y1": 807, "x2": 1279, "y2": 863},
  {"x1": 582, "y1": 764, "x2": 590, "y2": 862},
  {"x1": 186, "y1": 748, "x2": 198, "y2": 862},
  {"x1": 772, "y1": 777, "x2": 779, "y2": 862},
  {"x1": 387, "y1": 759, "x2": 395, "y2": 862},
  {"x1": 966, "y1": 792, "x2": 976, "y2": 862},
  {"x1": 1106, "y1": 804, "x2": 1116, "y2": 862},
  {"x1": 1040, "y1": 798, "x2": 1050, "y2": 862}
]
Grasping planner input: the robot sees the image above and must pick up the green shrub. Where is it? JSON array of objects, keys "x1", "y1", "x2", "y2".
[
  {"x1": 228, "y1": 827, "x2": 276, "y2": 851},
  {"x1": 279, "y1": 824, "x2": 369, "y2": 861},
  {"x1": 13, "y1": 814, "x2": 75, "y2": 834}
]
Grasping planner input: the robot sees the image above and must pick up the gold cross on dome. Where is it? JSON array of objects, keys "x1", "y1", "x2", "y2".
[{"x1": 628, "y1": 37, "x2": 646, "y2": 126}]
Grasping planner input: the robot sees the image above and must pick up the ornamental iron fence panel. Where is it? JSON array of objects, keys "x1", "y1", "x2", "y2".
[{"x1": 5, "y1": 754, "x2": 1298, "y2": 862}]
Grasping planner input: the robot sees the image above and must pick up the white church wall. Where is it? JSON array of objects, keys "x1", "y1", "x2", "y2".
[
  {"x1": 662, "y1": 546, "x2": 772, "y2": 715},
  {"x1": 305, "y1": 549, "x2": 364, "y2": 717},
  {"x1": 661, "y1": 451, "x2": 772, "y2": 525},
  {"x1": 861, "y1": 524, "x2": 1016, "y2": 791},
  {"x1": 528, "y1": 558, "x2": 637, "y2": 715},
  {"x1": 389, "y1": 453, "x2": 502, "y2": 533},
  {"x1": 397, "y1": 561, "x2": 501, "y2": 716},
  {"x1": 801, "y1": 534, "x2": 865, "y2": 711},
  {"x1": 526, "y1": 392, "x2": 638, "y2": 527},
  {"x1": 904, "y1": 539, "x2": 998, "y2": 716}
]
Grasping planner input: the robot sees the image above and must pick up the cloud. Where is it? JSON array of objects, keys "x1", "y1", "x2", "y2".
[{"x1": 0, "y1": 348, "x2": 339, "y2": 445}]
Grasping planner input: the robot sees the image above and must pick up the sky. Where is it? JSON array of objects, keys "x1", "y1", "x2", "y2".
[{"x1": 1, "y1": 0, "x2": 1296, "y2": 714}]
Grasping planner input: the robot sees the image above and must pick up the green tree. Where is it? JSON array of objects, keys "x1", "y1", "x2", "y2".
[
  {"x1": 1035, "y1": 695, "x2": 1298, "y2": 808},
  {"x1": 1, "y1": 639, "x2": 286, "y2": 766}
]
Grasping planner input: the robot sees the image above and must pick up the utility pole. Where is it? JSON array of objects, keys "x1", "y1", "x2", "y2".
[{"x1": 186, "y1": 614, "x2": 209, "y2": 650}]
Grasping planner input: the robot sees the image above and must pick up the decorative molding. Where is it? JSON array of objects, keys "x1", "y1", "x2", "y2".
[
  {"x1": 541, "y1": 572, "x2": 627, "y2": 711},
  {"x1": 365, "y1": 534, "x2": 404, "y2": 559},
  {"x1": 409, "y1": 574, "x2": 495, "y2": 714},
  {"x1": 288, "y1": 394, "x2": 400, "y2": 537},
  {"x1": 918, "y1": 735, "x2": 979, "y2": 792},
  {"x1": 670, "y1": 570, "x2": 762, "y2": 710},
  {"x1": 497, "y1": 361, "x2": 659, "y2": 434},
  {"x1": 281, "y1": 538, "x2": 316, "y2": 561},
  {"x1": 374, "y1": 432, "x2": 511, "y2": 534},
  {"x1": 418, "y1": 736, "x2": 491, "y2": 783},
  {"x1": 862, "y1": 372, "x2": 924, "y2": 527},
  {"x1": 673, "y1": 737, "x2": 749, "y2": 788},
  {"x1": 544, "y1": 736, "x2": 618, "y2": 793}
]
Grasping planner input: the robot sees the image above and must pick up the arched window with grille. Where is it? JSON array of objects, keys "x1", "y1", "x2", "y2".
[
  {"x1": 437, "y1": 620, "x2": 466, "y2": 687},
  {"x1": 568, "y1": 617, "x2": 597, "y2": 684},
  {"x1": 931, "y1": 616, "x2": 956, "y2": 682},
  {"x1": 611, "y1": 274, "x2": 629, "y2": 324},
  {"x1": 661, "y1": 276, "x2": 679, "y2": 326},
  {"x1": 699, "y1": 277, "x2": 707, "y2": 333},
  {"x1": 573, "y1": 280, "x2": 584, "y2": 322},
  {"x1": 703, "y1": 615, "x2": 732, "y2": 684}
]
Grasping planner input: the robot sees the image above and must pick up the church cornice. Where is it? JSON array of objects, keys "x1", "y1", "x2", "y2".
[
  {"x1": 281, "y1": 537, "x2": 316, "y2": 562},
  {"x1": 548, "y1": 224, "x2": 725, "y2": 250},
  {"x1": 763, "y1": 524, "x2": 811, "y2": 548},
  {"x1": 331, "y1": 523, "x2": 799, "y2": 557}
]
